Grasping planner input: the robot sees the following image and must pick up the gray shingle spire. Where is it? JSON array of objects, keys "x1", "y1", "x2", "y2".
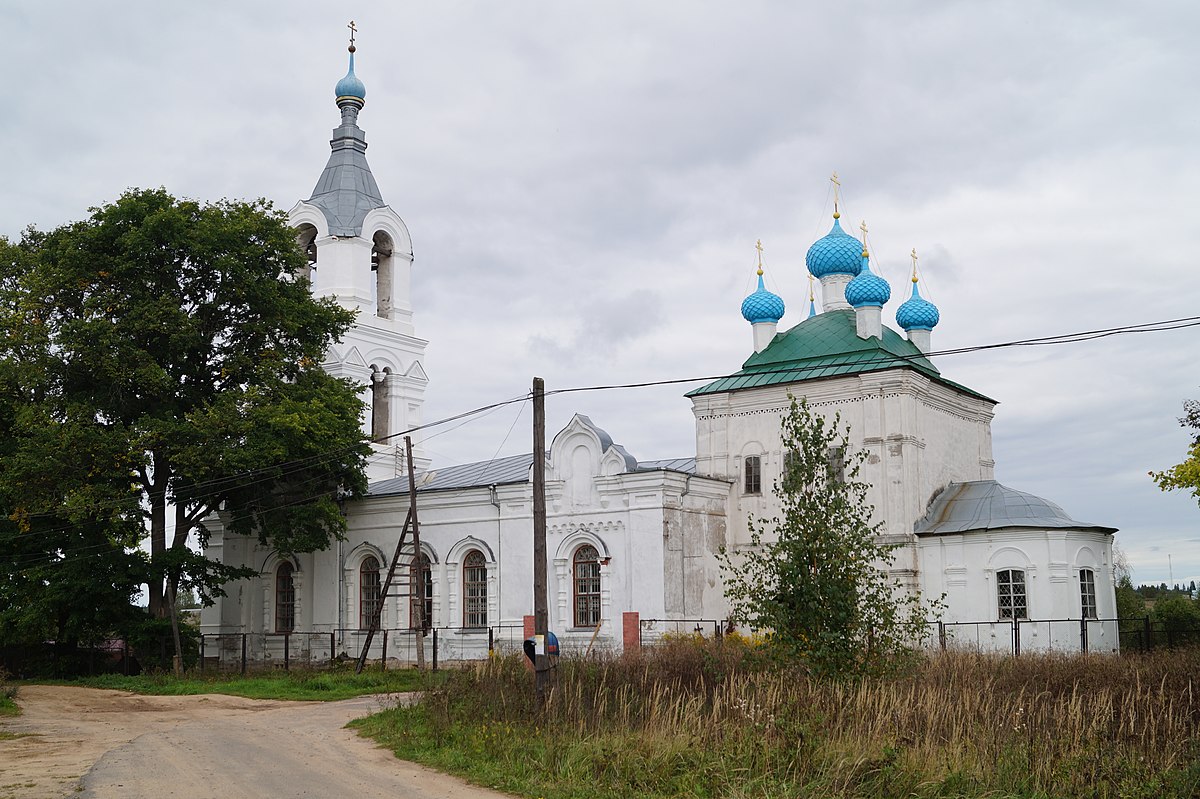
[{"x1": 307, "y1": 46, "x2": 384, "y2": 237}]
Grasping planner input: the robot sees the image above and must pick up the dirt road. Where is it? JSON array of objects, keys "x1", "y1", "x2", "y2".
[{"x1": 0, "y1": 685, "x2": 511, "y2": 799}]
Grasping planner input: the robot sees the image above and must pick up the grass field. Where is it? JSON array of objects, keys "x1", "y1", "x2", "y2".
[
  {"x1": 50, "y1": 666, "x2": 434, "y2": 702},
  {"x1": 353, "y1": 640, "x2": 1200, "y2": 799}
]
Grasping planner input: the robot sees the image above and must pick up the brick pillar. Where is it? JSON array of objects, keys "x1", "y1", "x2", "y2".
[
  {"x1": 622, "y1": 611, "x2": 640, "y2": 653},
  {"x1": 523, "y1": 615, "x2": 535, "y2": 671}
]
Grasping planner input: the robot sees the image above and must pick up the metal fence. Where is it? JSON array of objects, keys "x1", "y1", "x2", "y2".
[
  {"x1": 198, "y1": 615, "x2": 1200, "y2": 672},
  {"x1": 198, "y1": 625, "x2": 526, "y2": 673},
  {"x1": 638, "y1": 618, "x2": 725, "y2": 647}
]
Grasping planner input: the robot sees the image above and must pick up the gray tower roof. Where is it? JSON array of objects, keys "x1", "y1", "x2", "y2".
[
  {"x1": 307, "y1": 103, "x2": 385, "y2": 237},
  {"x1": 914, "y1": 480, "x2": 1117, "y2": 536}
]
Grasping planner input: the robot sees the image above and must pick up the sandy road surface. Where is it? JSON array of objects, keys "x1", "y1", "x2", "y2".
[{"x1": 0, "y1": 685, "x2": 512, "y2": 799}]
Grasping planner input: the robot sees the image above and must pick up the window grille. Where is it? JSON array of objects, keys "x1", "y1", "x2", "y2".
[
  {"x1": 463, "y1": 550, "x2": 488, "y2": 628},
  {"x1": 276, "y1": 562, "x2": 295, "y2": 633},
  {"x1": 359, "y1": 556, "x2": 381, "y2": 630},
  {"x1": 573, "y1": 545, "x2": 602, "y2": 628},
  {"x1": 1080, "y1": 568, "x2": 1098, "y2": 619},
  {"x1": 410, "y1": 554, "x2": 433, "y2": 631},
  {"x1": 744, "y1": 455, "x2": 762, "y2": 494},
  {"x1": 997, "y1": 569, "x2": 1027, "y2": 620},
  {"x1": 826, "y1": 446, "x2": 845, "y2": 483}
]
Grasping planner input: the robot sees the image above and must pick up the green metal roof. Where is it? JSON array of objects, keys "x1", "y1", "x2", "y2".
[{"x1": 687, "y1": 309, "x2": 994, "y2": 402}]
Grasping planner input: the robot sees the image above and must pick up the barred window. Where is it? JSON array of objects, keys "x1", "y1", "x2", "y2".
[
  {"x1": 997, "y1": 569, "x2": 1027, "y2": 620},
  {"x1": 1080, "y1": 569, "x2": 1098, "y2": 619},
  {"x1": 463, "y1": 550, "x2": 487, "y2": 628},
  {"x1": 744, "y1": 455, "x2": 762, "y2": 494},
  {"x1": 410, "y1": 554, "x2": 433, "y2": 631},
  {"x1": 359, "y1": 556, "x2": 381, "y2": 630},
  {"x1": 573, "y1": 545, "x2": 602, "y2": 628},
  {"x1": 826, "y1": 446, "x2": 845, "y2": 483},
  {"x1": 275, "y1": 562, "x2": 295, "y2": 633}
]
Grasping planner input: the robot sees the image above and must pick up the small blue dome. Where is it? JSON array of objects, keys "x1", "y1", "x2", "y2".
[
  {"x1": 741, "y1": 274, "x2": 785, "y2": 324},
  {"x1": 805, "y1": 217, "x2": 863, "y2": 278},
  {"x1": 845, "y1": 253, "x2": 891, "y2": 308},
  {"x1": 335, "y1": 52, "x2": 366, "y2": 102},
  {"x1": 896, "y1": 280, "x2": 940, "y2": 330}
]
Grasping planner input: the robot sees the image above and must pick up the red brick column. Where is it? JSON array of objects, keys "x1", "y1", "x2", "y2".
[
  {"x1": 622, "y1": 611, "x2": 640, "y2": 653},
  {"x1": 523, "y1": 615, "x2": 535, "y2": 671}
]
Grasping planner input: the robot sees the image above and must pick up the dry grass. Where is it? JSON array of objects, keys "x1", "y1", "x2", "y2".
[{"x1": 356, "y1": 640, "x2": 1200, "y2": 798}]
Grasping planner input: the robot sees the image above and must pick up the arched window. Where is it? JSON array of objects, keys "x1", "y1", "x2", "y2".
[
  {"x1": 997, "y1": 569, "x2": 1027, "y2": 620},
  {"x1": 275, "y1": 562, "x2": 295, "y2": 633},
  {"x1": 573, "y1": 545, "x2": 601, "y2": 628},
  {"x1": 744, "y1": 455, "x2": 761, "y2": 494},
  {"x1": 295, "y1": 224, "x2": 318, "y2": 281},
  {"x1": 410, "y1": 553, "x2": 433, "y2": 631},
  {"x1": 359, "y1": 556, "x2": 381, "y2": 630},
  {"x1": 463, "y1": 550, "x2": 487, "y2": 628},
  {"x1": 1079, "y1": 569, "x2": 1098, "y2": 619}
]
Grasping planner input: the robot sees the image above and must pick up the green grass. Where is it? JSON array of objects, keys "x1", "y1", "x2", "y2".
[
  {"x1": 43, "y1": 666, "x2": 436, "y2": 702},
  {"x1": 353, "y1": 642, "x2": 1200, "y2": 799},
  {"x1": 0, "y1": 685, "x2": 18, "y2": 716}
]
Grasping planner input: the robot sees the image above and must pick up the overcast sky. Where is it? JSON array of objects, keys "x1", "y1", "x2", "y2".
[{"x1": 2, "y1": 2, "x2": 1197, "y2": 585}]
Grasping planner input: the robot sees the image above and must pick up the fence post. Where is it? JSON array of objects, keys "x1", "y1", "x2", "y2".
[
  {"x1": 1012, "y1": 620, "x2": 1021, "y2": 656},
  {"x1": 488, "y1": 626, "x2": 494, "y2": 656},
  {"x1": 1080, "y1": 618, "x2": 1088, "y2": 653},
  {"x1": 240, "y1": 633, "x2": 247, "y2": 676},
  {"x1": 1144, "y1": 615, "x2": 1152, "y2": 652},
  {"x1": 284, "y1": 633, "x2": 290, "y2": 672},
  {"x1": 199, "y1": 635, "x2": 204, "y2": 675},
  {"x1": 381, "y1": 629, "x2": 388, "y2": 670},
  {"x1": 432, "y1": 628, "x2": 439, "y2": 671},
  {"x1": 938, "y1": 621, "x2": 946, "y2": 651},
  {"x1": 330, "y1": 631, "x2": 336, "y2": 665},
  {"x1": 623, "y1": 612, "x2": 641, "y2": 654}
]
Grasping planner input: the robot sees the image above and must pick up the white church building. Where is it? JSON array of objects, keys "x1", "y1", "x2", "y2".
[{"x1": 201, "y1": 44, "x2": 1119, "y2": 660}]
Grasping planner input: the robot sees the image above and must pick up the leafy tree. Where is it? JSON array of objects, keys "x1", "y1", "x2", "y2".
[
  {"x1": 1151, "y1": 595, "x2": 1200, "y2": 646},
  {"x1": 0, "y1": 189, "x2": 371, "y2": 670},
  {"x1": 1151, "y1": 398, "x2": 1200, "y2": 503},
  {"x1": 1111, "y1": 543, "x2": 1144, "y2": 629},
  {"x1": 719, "y1": 395, "x2": 938, "y2": 676}
]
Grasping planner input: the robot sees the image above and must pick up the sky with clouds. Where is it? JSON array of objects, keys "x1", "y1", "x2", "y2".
[{"x1": 2, "y1": 2, "x2": 1197, "y2": 585}]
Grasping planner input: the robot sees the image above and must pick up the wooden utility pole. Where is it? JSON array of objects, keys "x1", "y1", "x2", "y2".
[
  {"x1": 406, "y1": 436, "x2": 427, "y2": 670},
  {"x1": 532, "y1": 377, "x2": 550, "y2": 701}
]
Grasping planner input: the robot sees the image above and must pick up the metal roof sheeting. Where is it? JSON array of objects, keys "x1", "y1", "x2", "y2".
[{"x1": 914, "y1": 480, "x2": 1117, "y2": 536}]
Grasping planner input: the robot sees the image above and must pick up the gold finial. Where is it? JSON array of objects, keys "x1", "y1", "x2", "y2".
[
  {"x1": 808, "y1": 272, "x2": 815, "y2": 302},
  {"x1": 348, "y1": 19, "x2": 357, "y2": 52},
  {"x1": 831, "y1": 171, "x2": 842, "y2": 217},
  {"x1": 910, "y1": 248, "x2": 919, "y2": 283},
  {"x1": 755, "y1": 239, "x2": 764, "y2": 276}
]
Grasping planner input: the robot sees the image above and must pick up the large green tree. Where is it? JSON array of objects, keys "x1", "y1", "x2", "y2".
[
  {"x1": 0, "y1": 189, "x2": 371, "y2": 666},
  {"x1": 719, "y1": 395, "x2": 937, "y2": 676},
  {"x1": 1151, "y1": 398, "x2": 1200, "y2": 503}
]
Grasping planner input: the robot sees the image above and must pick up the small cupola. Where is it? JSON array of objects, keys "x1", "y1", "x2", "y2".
[
  {"x1": 844, "y1": 220, "x2": 891, "y2": 340},
  {"x1": 740, "y1": 240, "x2": 785, "y2": 353},
  {"x1": 895, "y1": 248, "x2": 940, "y2": 352}
]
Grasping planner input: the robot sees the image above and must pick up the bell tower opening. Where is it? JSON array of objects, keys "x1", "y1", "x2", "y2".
[{"x1": 372, "y1": 231, "x2": 394, "y2": 319}]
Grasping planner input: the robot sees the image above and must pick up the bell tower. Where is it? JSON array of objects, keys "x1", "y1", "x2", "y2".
[{"x1": 289, "y1": 23, "x2": 429, "y2": 481}]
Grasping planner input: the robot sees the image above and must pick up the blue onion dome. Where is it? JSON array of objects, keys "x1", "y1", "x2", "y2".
[
  {"x1": 335, "y1": 49, "x2": 367, "y2": 105},
  {"x1": 896, "y1": 278, "x2": 940, "y2": 330},
  {"x1": 741, "y1": 272, "x2": 786, "y2": 324},
  {"x1": 805, "y1": 214, "x2": 864, "y2": 278},
  {"x1": 845, "y1": 250, "x2": 891, "y2": 308}
]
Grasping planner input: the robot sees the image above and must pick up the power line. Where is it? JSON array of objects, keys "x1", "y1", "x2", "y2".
[{"x1": 4, "y1": 312, "x2": 1197, "y2": 550}]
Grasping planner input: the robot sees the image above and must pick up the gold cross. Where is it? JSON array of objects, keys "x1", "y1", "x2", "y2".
[
  {"x1": 755, "y1": 239, "x2": 764, "y2": 274},
  {"x1": 808, "y1": 272, "x2": 815, "y2": 302},
  {"x1": 859, "y1": 220, "x2": 868, "y2": 238},
  {"x1": 348, "y1": 20, "x2": 357, "y2": 48},
  {"x1": 830, "y1": 171, "x2": 841, "y2": 213},
  {"x1": 910, "y1": 248, "x2": 919, "y2": 282}
]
